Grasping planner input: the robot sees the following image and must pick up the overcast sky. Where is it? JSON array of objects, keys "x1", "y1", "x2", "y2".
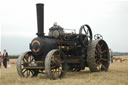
[{"x1": 0, "y1": 0, "x2": 128, "y2": 55}]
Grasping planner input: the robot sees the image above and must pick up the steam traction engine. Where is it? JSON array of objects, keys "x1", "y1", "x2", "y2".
[{"x1": 17, "y1": 3, "x2": 110, "y2": 79}]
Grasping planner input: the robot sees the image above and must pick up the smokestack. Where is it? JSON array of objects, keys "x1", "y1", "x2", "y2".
[{"x1": 36, "y1": 3, "x2": 44, "y2": 37}]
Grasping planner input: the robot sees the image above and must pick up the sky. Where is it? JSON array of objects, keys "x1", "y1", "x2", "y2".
[{"x1": 0, "y1": 0, "x2": 128, "y2": 55}]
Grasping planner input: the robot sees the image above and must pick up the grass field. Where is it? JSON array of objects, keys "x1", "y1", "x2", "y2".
[{"x1": 0, "y1": 56, "x2": 128, "y2": 85}]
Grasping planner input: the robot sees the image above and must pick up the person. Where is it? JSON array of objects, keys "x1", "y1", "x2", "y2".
[
  {"x1": 109, "y1": 48, "x2": 113, "y2": 63},
  {"x1": 0, "y1": 52, "x2": 2, "y2": 68},
  {"x1": 3, "y1": 49, "x2": 8, "y2": 68}
]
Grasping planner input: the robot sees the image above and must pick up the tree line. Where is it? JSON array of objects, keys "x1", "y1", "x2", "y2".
[{"x1": 112, "y1": 52, "x2": 128, "y2": 56}]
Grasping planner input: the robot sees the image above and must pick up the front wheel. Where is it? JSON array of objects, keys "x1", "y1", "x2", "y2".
[
  {"x1": 17, "y1": 51, "x2": 39, "y2": 78},
  {"x1": 45, "y1": 49, "x2": 67, "y2": 80}
]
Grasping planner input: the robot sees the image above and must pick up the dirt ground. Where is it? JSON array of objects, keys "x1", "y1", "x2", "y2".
[{"x1": 0, "y1": 56, "x2": 128, "y2": 85}]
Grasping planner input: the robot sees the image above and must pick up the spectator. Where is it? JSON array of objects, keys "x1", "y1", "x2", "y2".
[
  {"x1": 0, "y1": 52, "x2": 2, "y2": 68},
  {"x1": 109, "y1": 48, "x2": 113, "y2": 63},
  {"x1": 3, "y1": 49, "x2": 8, "y2": 68}
]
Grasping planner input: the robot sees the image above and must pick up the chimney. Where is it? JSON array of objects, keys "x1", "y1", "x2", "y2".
[{"x1": 36, "y1": 3, "x2": 44, "y2": 37}]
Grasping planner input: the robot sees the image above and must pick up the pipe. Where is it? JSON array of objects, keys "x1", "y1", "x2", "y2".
[{"x1": 36, "y1": 3, "x2": 44, "y2": 37}]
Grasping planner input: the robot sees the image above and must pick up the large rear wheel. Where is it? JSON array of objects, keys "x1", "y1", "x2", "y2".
[{"x1": 87, "y1": 40, "x2": 110, "y2": 72}]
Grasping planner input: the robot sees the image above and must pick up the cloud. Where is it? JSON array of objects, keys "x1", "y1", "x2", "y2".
[{"x1": 0, "y1": 0, "x2": 128, "y2": 55}]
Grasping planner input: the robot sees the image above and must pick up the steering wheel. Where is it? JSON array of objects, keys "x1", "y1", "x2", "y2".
[
  {"x1": 94, "y1": 34, "x2": 103, "y2": 40},
  {"x1": 79, "y1": 24, "x2": 92, "y2": 48}
]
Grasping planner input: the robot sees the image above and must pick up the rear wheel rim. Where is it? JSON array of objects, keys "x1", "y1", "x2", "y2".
[
  {"x1": 95, "y1": 41, "x2": 109, "y2": 71},
  {"x1": 87, "y1": 40, "x2": 110, "y2": 72}
]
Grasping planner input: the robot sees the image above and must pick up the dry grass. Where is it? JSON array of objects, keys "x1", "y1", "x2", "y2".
[{"x1": 1, "y1": 56, "x2": 128, "y2": 85}]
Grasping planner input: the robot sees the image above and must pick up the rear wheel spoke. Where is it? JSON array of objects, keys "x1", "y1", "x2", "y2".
[{"x1": 100, "y1": 58, "x2": 108, "y2": 61}]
